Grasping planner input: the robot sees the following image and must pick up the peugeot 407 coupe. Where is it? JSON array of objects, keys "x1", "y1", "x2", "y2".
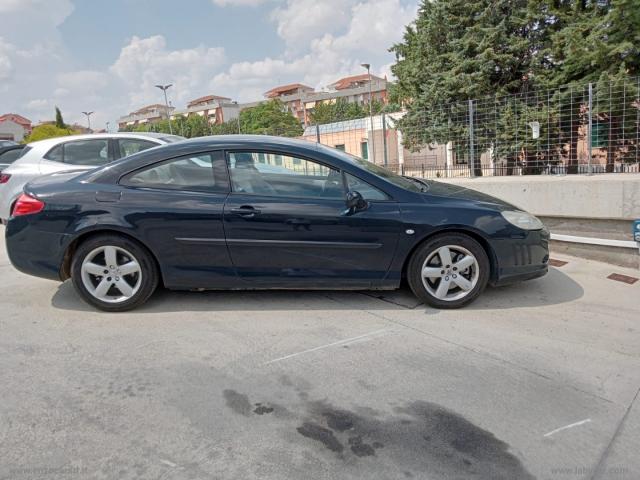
[{"x1": 5, "y1": 135, "x2": 549, "y2": 312}]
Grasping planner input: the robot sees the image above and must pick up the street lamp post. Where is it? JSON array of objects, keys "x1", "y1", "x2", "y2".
[
  {"x1": 361, "y1": 63, "x2": 376, "y2": 163},
  {"x1": 155, "y1": 84, "x2": 174, "y2": 135},
  {"x1": 106, "y1": 121, "x2": 110, "y2": 133},
  {"x1": 82, "y1": 111, "x2": 94, "y2": 132},
  {"x1": 232, "y1": 101, "x2": 241, "y2": 134}
]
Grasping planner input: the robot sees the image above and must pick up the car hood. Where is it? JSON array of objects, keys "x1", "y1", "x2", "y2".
[{"x1": 425, "y1": 180, "x2": 519, "y2": 211}]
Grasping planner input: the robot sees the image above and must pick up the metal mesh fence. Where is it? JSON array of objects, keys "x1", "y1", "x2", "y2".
[{"x1": 300, "y1": 77, "x2": 640, "y2": 178}]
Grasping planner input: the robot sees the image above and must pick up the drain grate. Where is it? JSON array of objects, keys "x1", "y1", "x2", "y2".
[
  {"x1": 607, "y1": 273, "x2": 639, "y2": 285},
  {"x1": 548, "y1": 259, "x2": 568, "y2": 267}
]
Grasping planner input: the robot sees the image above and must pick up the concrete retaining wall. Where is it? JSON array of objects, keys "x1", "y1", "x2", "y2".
[{"x1": 438, "y1": 173, "x2": 640, "y2": 220}]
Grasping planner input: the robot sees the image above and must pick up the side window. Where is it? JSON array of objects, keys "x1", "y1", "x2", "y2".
[
  {"x1": 227, "y1": 151, "x2": 343, "y2": 199},
  {"x1": 121, "y1": 152, "x2": 227, "y2": 193},
  {"x1": 44, "y1": 144, "x2": 64, "y2": 163},
  {"x1": 345, "y1": 172, "x2": 390, "y2": 201},
  {"x1": 63, "y1": 139, "x2": 110, "y2": 166},
  {"x1": 0, "y1": 149, "x2": 24, "y2": 164},
  {"x1": 118, "y1": 139, "x2": 157, "y2": 158}
]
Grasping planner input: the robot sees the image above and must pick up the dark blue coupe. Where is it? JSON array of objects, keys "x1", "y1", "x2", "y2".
[{"x1": 5, "y1": 135, "x2": 549, "y2": 311}]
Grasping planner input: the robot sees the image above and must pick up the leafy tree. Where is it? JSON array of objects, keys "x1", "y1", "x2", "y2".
[
  {"x1": 390, "y1": 0, "x2": 546, "y2": 175},
  {"x1": 237, "y1": 99, "x2": 302, "y2": 137},
  {"x1": 120, "y1": 100, "x2": 302, "y2": 138},
  {"x1": 309, "y1": 98, "x2": 385, "y2": 124},
  {"x1": 24, "y1": 124, "x2": 78, "y2": 143},
  {"x1": 54, "y1": 107, "x2": 66, "y2": 129},
  {"x1": 391, "y1": 0, "x2": 640, "y2": 175},
  {"x1": 535, "y1": 0, "x2": 640, "y2": 171}
]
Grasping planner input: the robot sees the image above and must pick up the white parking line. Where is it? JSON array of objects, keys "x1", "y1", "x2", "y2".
[
  {"x1": 543, "y1": 418, "x2": 592, "y2": 437},
  {"x1": 263, "y1": 328, "x2": 390, "y2": 365}
]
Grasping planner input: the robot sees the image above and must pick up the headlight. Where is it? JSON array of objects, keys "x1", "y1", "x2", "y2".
[{"x1": 501, "y1": 210, "x2": 544, "y2": 230}]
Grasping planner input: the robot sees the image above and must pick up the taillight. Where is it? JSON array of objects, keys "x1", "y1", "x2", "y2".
[
  {"x1": 0, "y1": 173, "x2": 10, "y2": 184},
  {"x1": 12, "y1": 193, "x2": 45, "y2": 217}
]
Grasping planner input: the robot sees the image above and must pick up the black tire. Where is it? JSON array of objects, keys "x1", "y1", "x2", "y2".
[
  {"x1": 71, "y1": 234, "x2": 159, "y2": 312},
  {"x1": 407, "y1": 233, "x2": 490, "y2": 309}
]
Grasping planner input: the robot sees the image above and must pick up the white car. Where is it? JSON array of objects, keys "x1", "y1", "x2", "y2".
[{"x1": 0, "y1": 132, "x2": 184, "y2": 221}]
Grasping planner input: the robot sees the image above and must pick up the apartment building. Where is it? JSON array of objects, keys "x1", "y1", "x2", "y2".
[
  {"x1": 170, "y1": 94, "x2": 240, "y2": 124},
  {"x1": 117, "y1": 73, "x2": 388, "y2": 130},
  {"x1": 263, "y1": 74, "x2": 388, "y2": 126},
  {"x1": 117, "y1": 104, "x2": 174, "y2": 130}
]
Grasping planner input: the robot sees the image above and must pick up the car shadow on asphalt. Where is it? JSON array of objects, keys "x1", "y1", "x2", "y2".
[{"x1": 50, "y1": 267, "x2": 582, "y2": 314}]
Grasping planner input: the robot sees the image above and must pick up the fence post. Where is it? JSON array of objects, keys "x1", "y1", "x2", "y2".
[
  {"x1": 315, "y1": 124, "x2": 320, "y2": 143},
  {"x1": 588, "y1": 83, "x2": 593, "y2": 175},
  {"x1": 468, "y1": 99, "x2": 475, "y2": 177},
  {"x1": 382, "y1": 113, "x2": 388, "y2": 166}
]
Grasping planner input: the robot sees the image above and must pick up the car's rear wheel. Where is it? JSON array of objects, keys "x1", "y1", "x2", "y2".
[
  {"x1": 407, "y1": 233, "x2": 490, "y2": 309},
  {"x1": 71, "y1": 234, "x2": 158, "y2": 312}
]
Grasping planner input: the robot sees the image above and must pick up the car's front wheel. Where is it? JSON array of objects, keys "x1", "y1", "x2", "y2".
[
  {"x1": 407, "y1": 233, "x2": 490, "y2": 309},
  {"x1": 71, "y1": 234, "x2": 159, "y2": 312}
]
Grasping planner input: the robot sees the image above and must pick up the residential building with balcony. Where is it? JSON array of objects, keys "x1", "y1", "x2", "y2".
[
  {"x1": 263, "y1": 74, "x2": 389, "y2": 126},
  {"x1": 117, "y1": 104, "x2": 174, "y2": 130},
  {"x1": 170, "y1": 94, "x2": 240, "y2": 125}
]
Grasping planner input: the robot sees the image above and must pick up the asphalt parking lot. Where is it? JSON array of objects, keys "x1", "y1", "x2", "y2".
[{"x1": 1, "y1": 227, "x2": 639, "y2": 480}]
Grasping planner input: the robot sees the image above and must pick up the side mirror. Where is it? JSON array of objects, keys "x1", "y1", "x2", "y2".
[{"x1": 344, "y1": 190, "x2": 368, "y2": 214}]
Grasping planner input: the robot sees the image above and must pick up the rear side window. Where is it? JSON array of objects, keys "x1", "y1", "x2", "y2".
[
  {"x1": 44, "y1": 139, "x2": 110, "y2": 166},
  {"x1": 0, "y1": 148, "x2": 25, "y2": 164},
  {"x1": 121, "y1": 151, "x2": 228, "y2": 193},
  {"x1": 17, "y1": 146, "x2": 31, "y2": 159},
  {"x1": 45, "y1": 144, "x2": 64, "y2": 162},
  {"x1": 117, "y1": 139, "x2": 157, "y2": 158},
  {"x1": 64, "y1": 140, "x2": 109, "y2": 166}
]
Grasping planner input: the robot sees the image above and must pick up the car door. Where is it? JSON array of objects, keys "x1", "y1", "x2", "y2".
[
  {"x1": 117, "y1": 150, "x2": 235, "y2": 289},
  {"x1": 223, "y1": 150, "x2": 402, "y2": 287}
]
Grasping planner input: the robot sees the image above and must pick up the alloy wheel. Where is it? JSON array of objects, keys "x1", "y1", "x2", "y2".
[
  {"x1": 420, "y1": 245, "x2": 479, "y2": 301},
  {"x1": 80, "y1": 245, "x2": 142, "y2": 304}
]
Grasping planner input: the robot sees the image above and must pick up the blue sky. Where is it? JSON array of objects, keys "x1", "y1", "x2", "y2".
[{"x1": 0, "y1": 0, "x2": 418, "y2": 129}]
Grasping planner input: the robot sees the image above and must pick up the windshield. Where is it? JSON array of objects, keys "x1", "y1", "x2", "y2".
[{"x1": 336, "y1": 150, "x2": 426, "y2": 193}]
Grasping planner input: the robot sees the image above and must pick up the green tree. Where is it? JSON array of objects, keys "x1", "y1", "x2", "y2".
[
  {"x1": 390, "y1": 0, "x2": 547, "y2": 175},
  {"x1": 536, "y1": 0, "x2": 640, "y2": 171},
  {"x1": 54, "y1": 107, "x2": 66, "y2": 129},
  {"x1": 237, "y1": 99, "x2": 302, "y2": 137},
  {"x1": 24, "y1": 124, "x2": 78, "y2": 143},
  {"x1": 309, "y1": 98, "x2": 385, "y2": 124}
]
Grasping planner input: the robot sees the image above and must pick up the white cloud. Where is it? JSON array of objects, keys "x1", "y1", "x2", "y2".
[
  {"x1": 211, "y1": 0, "x2": 268, "y2": 6},
  {"x1": 316, "y1": 0, "x2": 417, "y2": 55},
  {"x1": 212, "y1": 0, "x2": 416, "y2": 101},
  {"x1": 25, "y1": 98, "x2": 51, "y2": 111},
  {"x1": 271, "y1": 0, "x2": 356, "y2": 49},
  {"x1": 2, "y1": 0, "x2": 417, "y2": 128},
  {"x1": 0, "y1": 38, "x2": 13, "y2": 80},
  {"x1": 57, "y1": 70, "x2": 109, "y2": 92},
  {"x1": 110, "y1": 35, "x2": 226, "y2": 110}
]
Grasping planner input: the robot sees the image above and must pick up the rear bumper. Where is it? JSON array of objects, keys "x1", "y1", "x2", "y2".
[
  {"x1": 491, "y1": 229, "x2": 550, "y2": 286},
  {"x1": 5, "y1": 216, "x2": 70, "y2": 281}
]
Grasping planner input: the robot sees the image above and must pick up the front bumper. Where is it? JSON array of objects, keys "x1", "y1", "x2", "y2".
[
  {"x1": 490, "y1": 228, "x2": 550, "y2": 286},
  {"x1": 5, "y1": 216, "x2": 71, "y2": 281}
]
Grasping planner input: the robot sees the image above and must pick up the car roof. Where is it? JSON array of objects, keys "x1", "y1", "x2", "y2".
[
  {"x1": 85, "y1": 134, "x2": 379, "y2": 185},
  {"x1": 25, "y1": 132, "x2": 180, "y2": 150}
]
